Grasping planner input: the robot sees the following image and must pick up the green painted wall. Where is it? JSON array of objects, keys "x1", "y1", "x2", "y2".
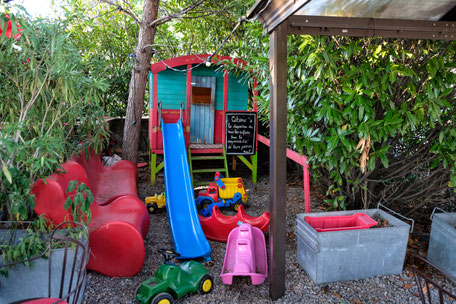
[
  {"x1": 227, "y1": 71, "x2": 248, "y2": 111},
  {"x1": 155, "y1": 69, "x2": 187, "y2": 109},
  {"x1": 150, "y1": 64, "x2": 248, "y2": 111}
]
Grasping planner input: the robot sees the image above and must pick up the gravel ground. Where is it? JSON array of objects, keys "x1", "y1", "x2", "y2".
[{"x1": 82, "y1": 163, "x2": 456, "y2": 304}]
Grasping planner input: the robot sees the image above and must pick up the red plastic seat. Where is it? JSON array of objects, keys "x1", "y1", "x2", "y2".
[
  {"x1": 32, "y1": 161, "x2": 150, "y2": 277},
  {"x1": 199, "y1": 205, "x2": 270, "y2": 242},
  {"x1": 72, "y1": 150, "x2": 138, "y2": 206}
]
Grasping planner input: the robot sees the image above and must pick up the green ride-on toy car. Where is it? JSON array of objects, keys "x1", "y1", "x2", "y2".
[{"x1": 136, "y1": 249, "x2": 214, "y2": 304}]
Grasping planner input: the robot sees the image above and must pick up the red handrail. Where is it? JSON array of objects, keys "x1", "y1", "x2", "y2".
[{"x1": 257, "y1": 134, "x2": 311, "y2": 213}]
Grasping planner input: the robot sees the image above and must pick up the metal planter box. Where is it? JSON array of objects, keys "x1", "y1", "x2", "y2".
[
  {"x1": 0, "y1": 229, "x2": 86, "y2": 303},
  {"x1": 427, "y1": 212, "x2": 456, "y2": 280},
  {"x1": 297, "y1": 209, "x2": 410, "y2": 284}
]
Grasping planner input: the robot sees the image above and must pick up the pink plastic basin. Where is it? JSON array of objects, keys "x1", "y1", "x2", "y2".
[{"x1": 305, "y1": 213, "x2": 377, "y2": 232}]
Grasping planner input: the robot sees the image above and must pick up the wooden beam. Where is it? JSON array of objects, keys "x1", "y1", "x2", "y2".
[
  {"x1": 269, "y1": 20, "x2": 288, "y2": 300},
  {"x1": 288, "y1": 15, "x2": 456, "y2": 40},
  {"x1": 246, "y1": 0, "x2": 310, "y2": 34}
]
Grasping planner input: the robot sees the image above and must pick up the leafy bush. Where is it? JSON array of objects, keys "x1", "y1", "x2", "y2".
[
  {"x1": 0, "y1": 7, "x2": 107, "y2": 267},
  {"x1": 233, "y1": 23, "x2": 456, "y2": 212},
  {"x1": 66, "y1": 0, "x2": 141, "y2": 117},
  {"x1": 287, "y1": 36, "x2": 456, "y2": 211},
  {"x1": 0, "y1": 12, "x2": 108, "y2": 222}
]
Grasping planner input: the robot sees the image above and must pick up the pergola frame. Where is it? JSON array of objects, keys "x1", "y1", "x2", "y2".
[{"x1": 246, "y1": 0, "x2": 456, "y2": 300}]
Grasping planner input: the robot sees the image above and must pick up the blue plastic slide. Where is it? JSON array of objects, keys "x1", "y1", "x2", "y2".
[{"x1": 161, "y1": 119, "x2": 211, "y2": 259}]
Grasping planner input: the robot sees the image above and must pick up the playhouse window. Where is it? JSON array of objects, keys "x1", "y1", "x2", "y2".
[{"x1": 192, "y1": 87, "x2": 211, "y2": 104}]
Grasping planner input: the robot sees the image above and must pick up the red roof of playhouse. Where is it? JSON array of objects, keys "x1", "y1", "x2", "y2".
[{"x1": 150, "y1": 54, "x2": 248, "y2": 74}]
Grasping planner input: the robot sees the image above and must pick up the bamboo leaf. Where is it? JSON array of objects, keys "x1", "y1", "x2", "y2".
[
  {"x1": 64, "y1": 197, "x2": 72, "y2": 210},
  {"x1": 1, "y1": 160, "x2": 12, "y2": 184}
]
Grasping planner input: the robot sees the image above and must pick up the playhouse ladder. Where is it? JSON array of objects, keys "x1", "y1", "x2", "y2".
[{"x1": 188, "y1": 145, "x2": 229, "y2": 186}]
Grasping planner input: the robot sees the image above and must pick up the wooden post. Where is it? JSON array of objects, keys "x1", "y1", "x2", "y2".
[
  {"x1": 222, "y1": 72, "x2": 229, "y2": 145},
  {"x1": 269, "y1": 21, "x2": 288, "y2": 300},
  {"x1": 186, "y1": 64, "x2": 192, "y2": 141},
  {"x1": 150, "y1": 152, "x2": 157, "y2": 185},
  {"x1": 152, "y1": 72, "x2": 158, "y2": 149},
  {"x1": 252, "y1": 152, "x2": 258, "y2": 184}
]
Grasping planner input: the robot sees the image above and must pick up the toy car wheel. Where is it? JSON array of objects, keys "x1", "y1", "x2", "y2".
[
  {"x1": 150, "y1": 292, "x2": 174, "y2": 304},
  {"x1": 201, "y1": 199, "x2": 212, "y2": 210},
  {"x1": 157, "y1": 248, "x2": 181, "y2": 263},
  {"x1": 148, "y1": 203, "x2": 158, "y2": 214},
  {"x1": 198, "y1": 274, "x2": 214, "y2": 295},
  {"x1": 232, "y1": 203, "x2": 241, "y2": 211}
]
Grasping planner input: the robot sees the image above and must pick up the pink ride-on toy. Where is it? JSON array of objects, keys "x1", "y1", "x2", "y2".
[{"x1": 220, "y1": 223, "x2": 267, "y2": 285}]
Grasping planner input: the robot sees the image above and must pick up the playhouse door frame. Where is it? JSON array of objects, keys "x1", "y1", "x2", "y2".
[{"x1": 190, "y1": 76, "x2": 216, "y2": 144}]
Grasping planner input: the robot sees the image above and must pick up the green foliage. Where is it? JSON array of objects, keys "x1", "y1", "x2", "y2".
[
  {"x1": 222, "y1": 21, "x2": 270, "y2": 113},
  {"x1": 0, "y1": 209, "x2": 90, "y2": 274},
  {"x1": 66, "y1": 0, "x2": 141, "y2": 117},
  {"x1": 0, "y1": 217, "x2": 52, "y2": 274},
  {"x1": 64, "y1": 180, "x2": 93, "y2": 224},
  {"x1": 286, "y1": 36, "x2": 456, "y2": 209},
  {"x1": 0, "y1": 6, "x2": 105, "y2": 268},
  {"x1": 65, "y1": 0, "x2": 254, "y2": 117},
  {"x1": 154, "y1": 0, "x2": 251, "y2": 58},
  {"x1": 232, "y1": 24, "x2": 456, "y2": 210},
  {"x1": 0, "y1": 164, "x2": 35, "y2": 221}
]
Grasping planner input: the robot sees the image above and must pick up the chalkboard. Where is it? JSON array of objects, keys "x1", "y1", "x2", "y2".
[{"x1": 225, "y1": 112, "x2": 257, "y2": 155}]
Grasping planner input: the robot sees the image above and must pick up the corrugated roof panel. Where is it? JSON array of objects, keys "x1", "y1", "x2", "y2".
[{"x1": 297, "y1": 0, "x2": 456, "y2": 20}]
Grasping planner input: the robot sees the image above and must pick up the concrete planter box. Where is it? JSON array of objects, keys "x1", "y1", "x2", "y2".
[
  {"x1": 0, "y1": 228, "x2": 87, "y2": 303},
  {"x1": 427, "y1": 211, "x2": 456, "y2": 280},
  {"x1": 296, "y1": 209, "x2": 410, "y2": 284}
]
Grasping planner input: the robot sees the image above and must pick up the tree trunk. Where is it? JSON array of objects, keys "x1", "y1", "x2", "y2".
[{"x1": 122, "y1": 0, "x2": 160, "y2": 163}]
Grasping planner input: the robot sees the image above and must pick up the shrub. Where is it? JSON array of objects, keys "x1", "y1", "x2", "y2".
[
  {"x1": 0, "y1": 13, "x2": 107, "y2": 229},
  {"x1": 232, "y1": 24, "x2": 456, "y2": 212}
]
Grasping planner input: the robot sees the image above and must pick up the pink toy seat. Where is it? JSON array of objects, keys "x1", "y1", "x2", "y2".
[
  {"x1": 72, "y1": 150, "x2": 138, "y2": 206},
  {"x1": 220, "y1": 223, "x2": 267, "y2": 285},
  {"x1": 32, "y1": 161, "x2": 150, "y2": 277}
]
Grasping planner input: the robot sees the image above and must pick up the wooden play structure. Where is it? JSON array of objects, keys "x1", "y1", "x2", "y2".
[{"x1": 148, "y1": 54, "x2": 259, "y2": 185}]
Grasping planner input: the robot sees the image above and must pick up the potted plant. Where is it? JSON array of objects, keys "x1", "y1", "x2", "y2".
[{"x1": 0, "y1": 5, "x2": 109, "y2": 302}]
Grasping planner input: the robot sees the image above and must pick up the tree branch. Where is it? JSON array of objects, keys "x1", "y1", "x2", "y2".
[
  {"x1": 99, "y1": 0, "x2": 141, "y2": 24},
  {"x1": 148, "y1": 0, "x2": 206, "y2": 28}
]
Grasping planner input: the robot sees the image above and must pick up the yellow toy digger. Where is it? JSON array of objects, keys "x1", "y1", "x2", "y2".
[{"x1": 145, "y1": 192, "x2": 166, "y2": 214}]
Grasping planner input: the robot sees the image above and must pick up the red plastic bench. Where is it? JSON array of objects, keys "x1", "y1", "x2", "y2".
[
  {"x1": 32, "y1": 160, "x2": 150, "y2": 277},
  {"x1": 72, "y1": 150, "x2": 138, "y2": 206}
]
